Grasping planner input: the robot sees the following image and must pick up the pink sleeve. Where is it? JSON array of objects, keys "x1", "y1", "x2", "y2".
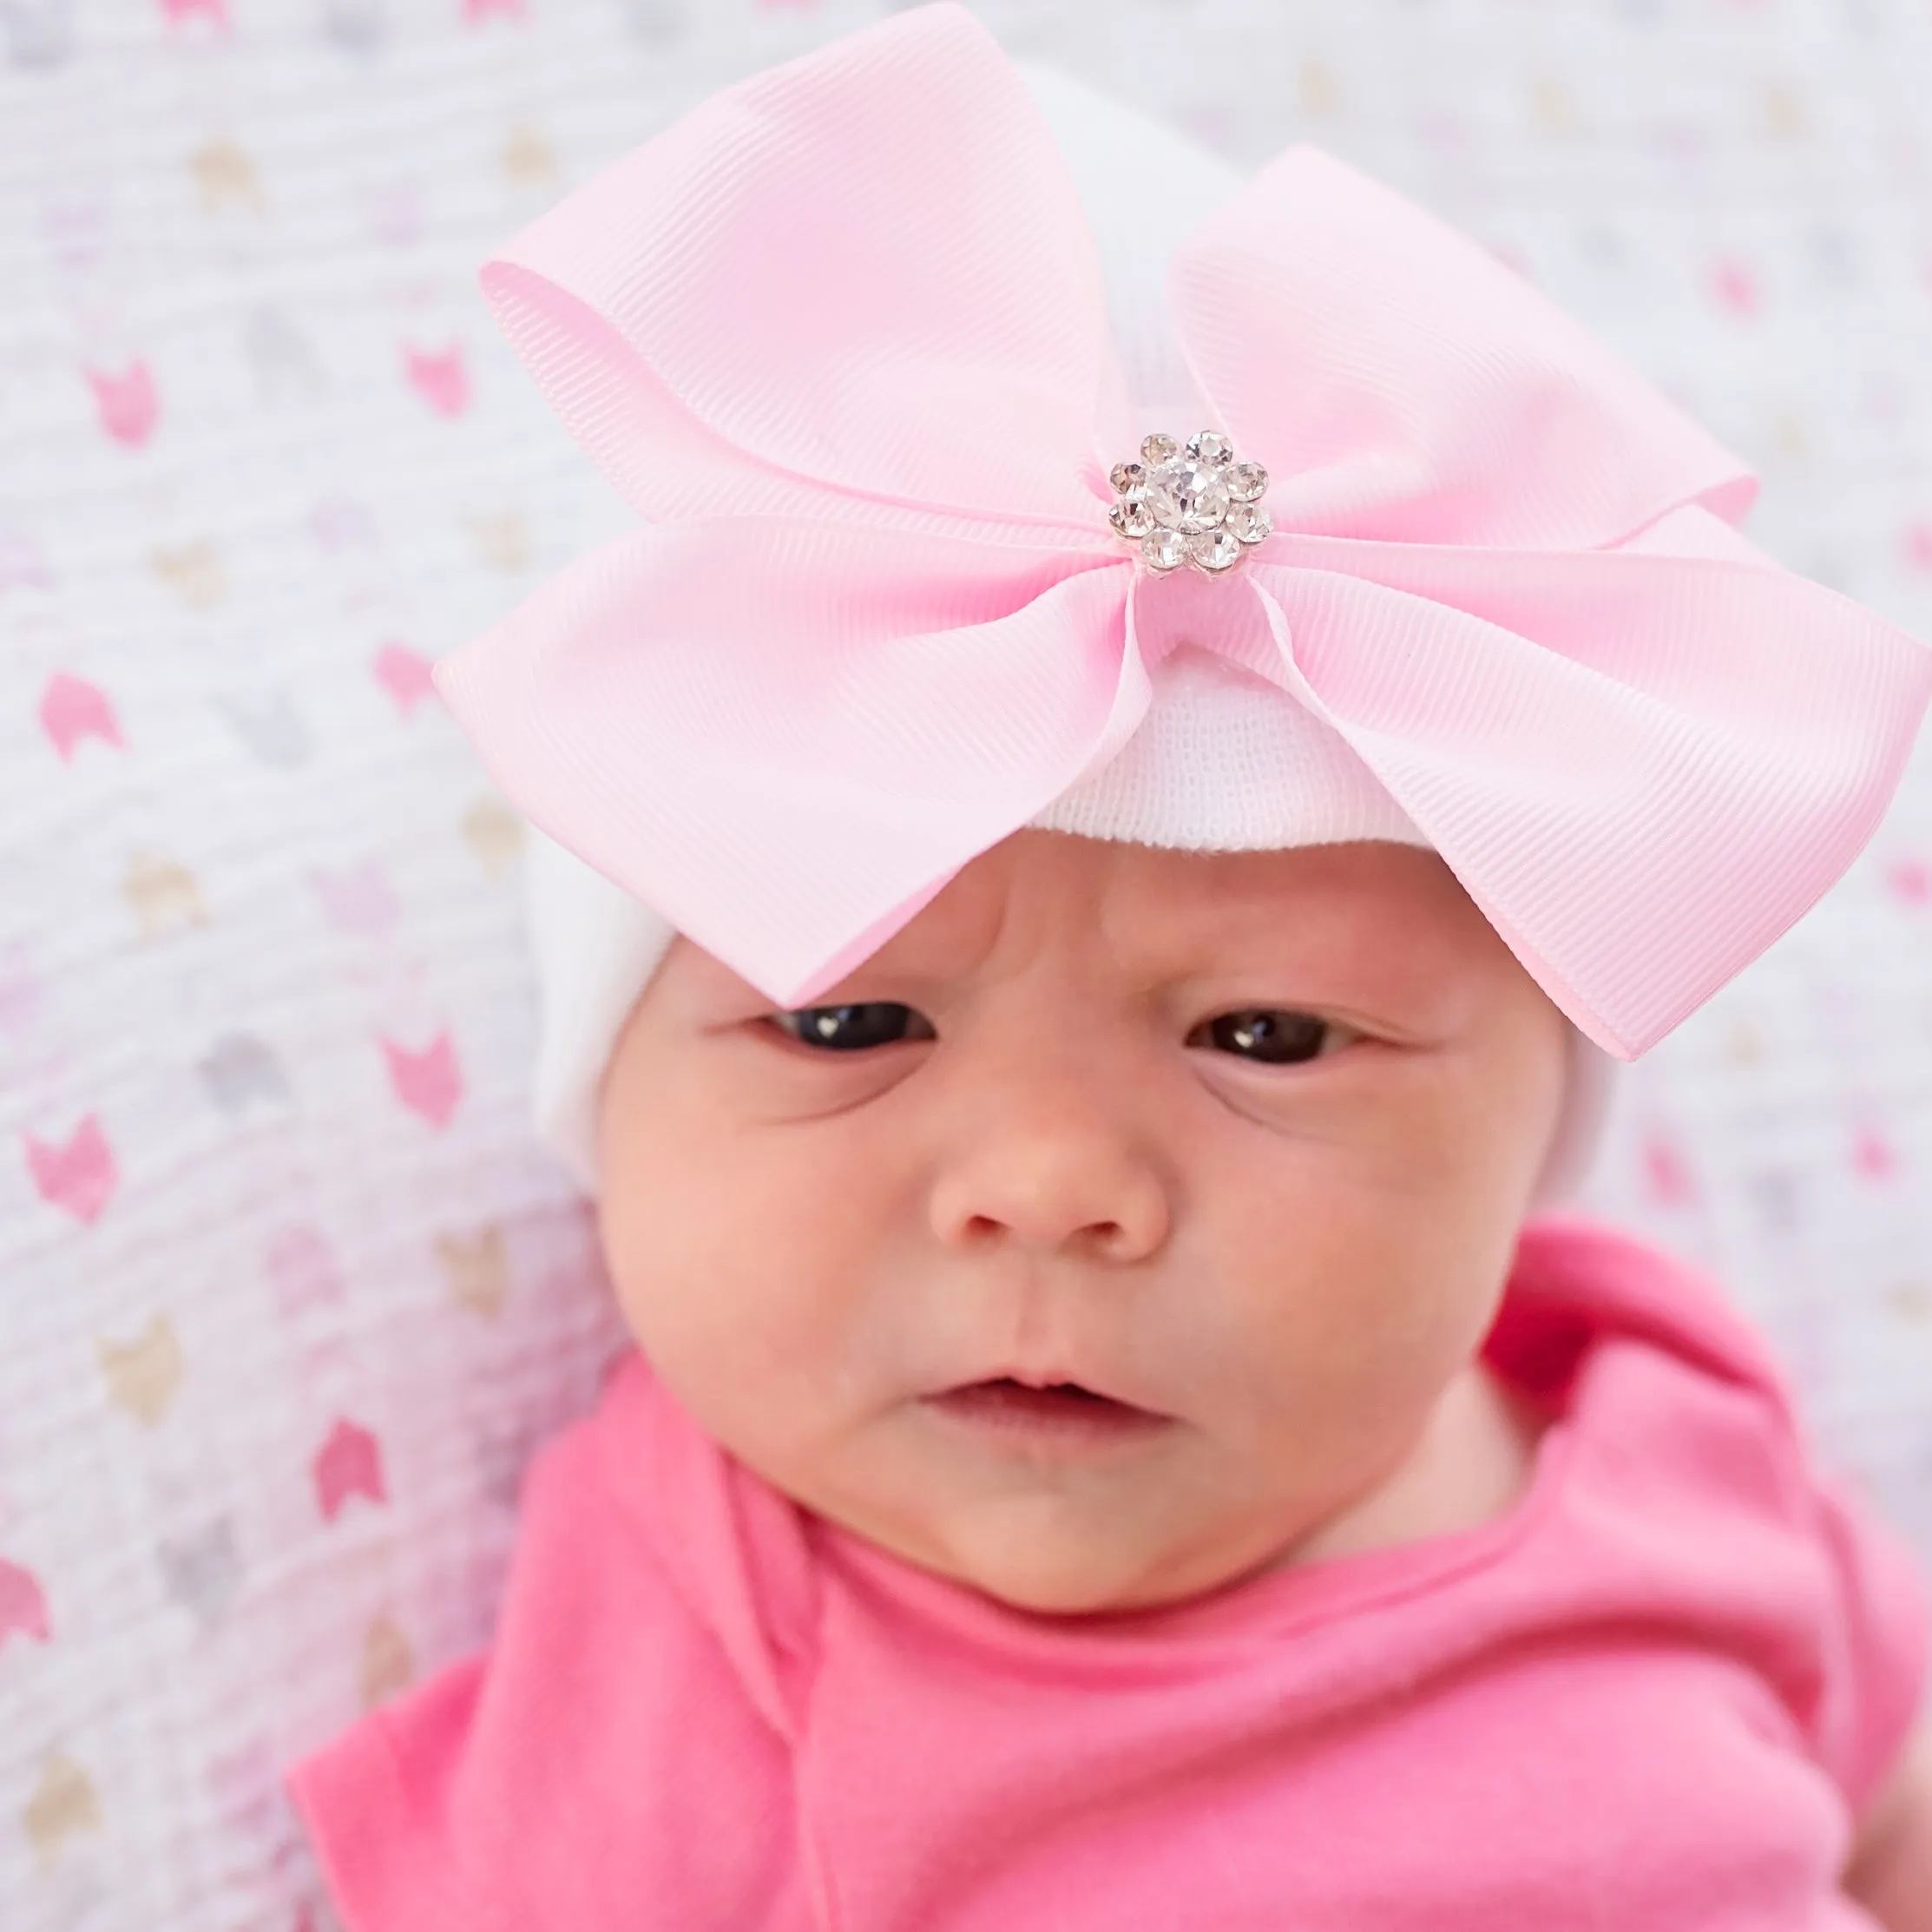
[
  {"x1": 283, "y1": 1397, "x2": 808, "y2": 1932},
  {"x1": 287, "y1": 1665, "x2": 499, "y2": 1932},
  {"x1": 1802, "y1": 1466, "x2": 1930, "y2": 1818}
]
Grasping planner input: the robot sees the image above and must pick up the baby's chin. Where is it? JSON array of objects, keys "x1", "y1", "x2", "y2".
[
  {"x1": 759, "y1": 1396, "x2": 1328, "y2": 1616},
  {"x1": 868, "y1": 1484, "x2": 1299, "y2": 1618}
]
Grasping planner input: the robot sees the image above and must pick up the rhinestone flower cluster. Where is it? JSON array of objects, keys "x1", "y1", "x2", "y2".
[{"x1": 1108, "y1": 430, "x2": 1272, "y2": 575}]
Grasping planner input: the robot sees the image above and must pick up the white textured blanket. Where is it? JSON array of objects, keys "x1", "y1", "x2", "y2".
[{"x1": 1, "y1": 3, "x2": 1928, "y2": 1927}]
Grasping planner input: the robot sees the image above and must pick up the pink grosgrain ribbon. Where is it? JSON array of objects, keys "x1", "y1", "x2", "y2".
[{"x1": 431, "y1": 2, "x2": 1930, "y2": 1059}]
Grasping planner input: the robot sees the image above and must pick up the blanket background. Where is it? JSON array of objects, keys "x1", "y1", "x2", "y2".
[{"x1": 2, "y1": 2, "x2": 1929, "y2": 1925}]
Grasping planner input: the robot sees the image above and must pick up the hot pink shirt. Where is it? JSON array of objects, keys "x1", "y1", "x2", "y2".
[{"x1": 287, "y1": 1217, "x2": 1928, "y2": 1930}]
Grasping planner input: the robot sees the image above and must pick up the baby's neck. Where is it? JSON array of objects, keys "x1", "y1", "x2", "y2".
[{"x1": 1276, "y1": 1361, "x2": 1548, "y2": 1571}]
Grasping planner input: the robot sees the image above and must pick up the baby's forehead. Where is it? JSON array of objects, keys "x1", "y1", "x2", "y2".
[{"x1": 870, "y1": 832, "x2": 1485, "y2": 983}]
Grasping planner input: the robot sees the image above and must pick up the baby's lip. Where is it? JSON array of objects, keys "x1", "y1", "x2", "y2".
[
  {"x1": 920, "y1": 1369, "x2": 1175, "y2": 1447},
  {"x1": 930, "y1": 1363, "x2": 1162, "y2": 1409}
]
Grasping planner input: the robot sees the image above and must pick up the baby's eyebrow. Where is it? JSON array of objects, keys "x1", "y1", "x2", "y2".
[{"x1": 1106, "y1": 906, "x2": 1384, "y2": 973}]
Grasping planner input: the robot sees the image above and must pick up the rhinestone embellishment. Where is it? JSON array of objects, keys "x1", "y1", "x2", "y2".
[{"x1": 1110, "y1": 430, "x2": 1272, "y2": 575}]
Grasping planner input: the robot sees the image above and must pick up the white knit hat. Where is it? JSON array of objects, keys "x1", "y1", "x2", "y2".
[{"x1": 520, "y1": 59, "x2": 1616, "y2": 1202}]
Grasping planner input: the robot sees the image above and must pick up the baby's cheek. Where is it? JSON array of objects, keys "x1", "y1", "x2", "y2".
[
  {"x1": 597, "y1": 1129, "x2": 886, "y2": 1457},
  {"x1": 1206, "y1": 1152, "x2": 1508, "y2": 1462}
]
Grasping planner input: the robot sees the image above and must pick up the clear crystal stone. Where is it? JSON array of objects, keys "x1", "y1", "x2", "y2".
[
  {"x1": 1145, "y1": 455, "x2": 1231, "y2": 534},
  {"x1": 1226, "y1": 461, "x2": 1268, "y2": 502},
  {"x1": 1109, "y1": 494, "x2": 1154, "y2": 539},
  {"x1": 1140, "y1": 526, "x2": 1187, "y2": 571},
  {"x1": 1108, "y1": 459, "x2": 1145, "y2": 495},
  {"x1": 1227, "y1": 502, "x2": 1272, "y2": 544},
  {"x1": 1140, "y1": 431, "x2": 1179, "y2": 463},
  {"x1": 1185, "y1": 430, "x2": 1232, "y2": 464},
  {"x1": 1189, "y1": 528, "x2": 1242, "y2": 572}
]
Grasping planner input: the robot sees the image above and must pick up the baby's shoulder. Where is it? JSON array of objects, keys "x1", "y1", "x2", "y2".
[
  {"x1": 287, "y1": 1353, "x2": 811, "y2": 1930},
  {"x1": 1482, "y1": 1216, "x2": 1928, "y2": 1816},
  {"x1": 1491, "y1": 1216, "x2": 1853, "y2": 1557},
  {"x1": 1493, "y1": 1213, "x2": 1798, "y2": 1417}
]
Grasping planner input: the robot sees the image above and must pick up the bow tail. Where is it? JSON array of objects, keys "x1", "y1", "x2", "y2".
[
  {"x1": 1245, "y1": 551, "x2": 1931, "y2": 1057},
  {"x1": 432, "y1": 519, "x2": 1147, "y2": 1008}
]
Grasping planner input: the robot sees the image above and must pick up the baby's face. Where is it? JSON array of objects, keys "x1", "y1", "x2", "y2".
[{"x1": 597, "y1": 832, "x2": 1567, "y2": 1614}]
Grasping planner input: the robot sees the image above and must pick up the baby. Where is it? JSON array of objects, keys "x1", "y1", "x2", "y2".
[{"x1": 288, "y1": 8, "x2": 1932, "y2": 1926}]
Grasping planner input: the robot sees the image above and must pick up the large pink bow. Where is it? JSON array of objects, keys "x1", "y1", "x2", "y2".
[{"x1": 432, "y1": 2, "x2": 1929, "y2": 1059}]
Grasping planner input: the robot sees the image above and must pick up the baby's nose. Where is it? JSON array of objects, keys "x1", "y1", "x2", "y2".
[{"x1": 924, "y1": 1090, "x2": 1171, "y2": 1265}]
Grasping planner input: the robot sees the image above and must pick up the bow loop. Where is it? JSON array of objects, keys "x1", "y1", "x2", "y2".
[
  {"x1": 1245, "y1": 540, "x2": 1932, "y2": 1055},
  {"x1": 1174, "y1": 145, "x2": 1757, "y2": 549},
  {"x1": 435, "y1": 520, "x2": 1147, "y2": 1007},
  {"x1": 480, "y1": 5, "x2": 1126, "y2": 537}
]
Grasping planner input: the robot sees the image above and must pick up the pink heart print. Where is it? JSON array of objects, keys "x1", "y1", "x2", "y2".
[
  {"x1": 1885, "y1": 858, "x2": 1929, "y2": 906},
  {"x1": 1709, "y1": 256, "x2": 1762, "y2": 318},
  {"x1": 309, "y1": 860, "x2": 398, "y2": 937},
  {"x1": 0, "y1": 1555, "x2": 50, "y2": 1652},
  {"x1": 371, "y1": 642, "x2": 437, "y2": 715},
  {"x1": 308, "y1": 495, "x2": 377, "y2": 553},
  {"x1": 1852, "y1": 1124, "x2": 1898, "y2": 1182},
  {"x1": 1642, "y1": 1132, "x2": 1700, "y2": 1210},
  {"x1": 83, "y1": 361, "x2": 158, "y2": 447},
  {"x1": 0, "y1": 528, "x2": 53, "y2": 594},
  {"x1": 402, "y1": 343, "x2": 470, "y2": 417},
  {"x1": 39, "y1": 673, "x2": 124, "y2": 761},
  {"x1": 380, "y1": 1030, "x2": 463, "y2": 1127},
  {"x1": 266, "y1": 1224, "x2": 347, "y2": 1320},
  {"x1": 313, "y1": 1418, "x2": 386, "y2": 1521},
  {"x1": 0, "y1": 950, "x2": 42, "y2": 1040},
  {"x1": 24, "y1": 1114, "x2": 118, "y2": 1223}
]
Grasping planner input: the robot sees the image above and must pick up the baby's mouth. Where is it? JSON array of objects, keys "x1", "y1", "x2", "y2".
[{"x1": 923, "y1": 1376, "x2": 1173, "y2": 1448}]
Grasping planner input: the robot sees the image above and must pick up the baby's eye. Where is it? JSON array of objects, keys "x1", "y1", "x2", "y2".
[
  {"x1": 1188, "y1": 1009, "x2": 1348, "y2": 1064},
  {"x1": 769, "y1": 1002, "x2": 937, "y2": 1051}
]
